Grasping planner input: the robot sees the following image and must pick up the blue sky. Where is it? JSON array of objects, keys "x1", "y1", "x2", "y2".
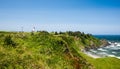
[{"x1": 0, "y1": 0, "x2": 120, "y2": 34}]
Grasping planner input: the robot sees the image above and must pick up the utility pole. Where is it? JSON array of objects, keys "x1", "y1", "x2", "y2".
[
  {"x1": 31, "y1": 26, "x2": 35, "y2": 35},
  {"x1": 21, "y1": 27, "x2": 23, "y2": 32}
]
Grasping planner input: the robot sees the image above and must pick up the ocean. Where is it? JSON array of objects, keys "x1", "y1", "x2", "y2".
[{"x1": 86, "y1": 35, "x2": 120, "y2": 59}]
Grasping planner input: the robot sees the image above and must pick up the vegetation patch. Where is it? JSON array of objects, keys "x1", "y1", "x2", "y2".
[{"x1": 0, "y1": 31, "x2": 120, "y2": 69}]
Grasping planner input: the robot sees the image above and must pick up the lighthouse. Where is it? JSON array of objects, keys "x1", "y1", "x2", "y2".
[{"x1": 32, "y1": 27, "x2": 35, "y2": 32}]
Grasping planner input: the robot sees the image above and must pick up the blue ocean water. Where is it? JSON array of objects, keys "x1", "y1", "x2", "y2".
[
  {"x1": 94, "y1": 35, "x2": 120, "y2": 42},
  {"x1": 87, "y1": 35, "x2": 120, "y2": 59}
]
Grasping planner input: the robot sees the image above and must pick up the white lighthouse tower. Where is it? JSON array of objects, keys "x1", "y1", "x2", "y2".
[{"x1": 32, "y1": 27, "x2": 35, "y2": 32}]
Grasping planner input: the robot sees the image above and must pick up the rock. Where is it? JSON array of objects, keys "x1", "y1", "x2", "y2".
[{"x1": 100, "y1": 39, "x2": 110, "y2": 47}]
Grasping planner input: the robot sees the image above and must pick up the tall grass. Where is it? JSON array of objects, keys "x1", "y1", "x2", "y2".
[{"x1": 0, "y1": 31, "x2": 120, "y2": 69}]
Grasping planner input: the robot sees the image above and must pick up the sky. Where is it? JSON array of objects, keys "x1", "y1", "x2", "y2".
[{"x1": 0, "y1": 0, "x2": 120, "y2": 35}]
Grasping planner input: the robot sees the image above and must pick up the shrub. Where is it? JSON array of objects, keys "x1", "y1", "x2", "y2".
[{"x1": 4, "y1": 35, "x2": 17, "y2": 47}]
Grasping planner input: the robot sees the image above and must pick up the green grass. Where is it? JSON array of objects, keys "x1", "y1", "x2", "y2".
[{"x1": 0, "y1": 31, "x2": 120, "y2": 69}]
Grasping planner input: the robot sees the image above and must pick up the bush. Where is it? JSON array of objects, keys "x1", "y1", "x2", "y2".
[{"x1": 4, "y1": 35, "x2": 17, "y2": 47}]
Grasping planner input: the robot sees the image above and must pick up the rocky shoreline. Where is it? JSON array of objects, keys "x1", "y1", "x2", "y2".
[{"x1": 84, "y1": 39, "x2": 110, "y2": 51}]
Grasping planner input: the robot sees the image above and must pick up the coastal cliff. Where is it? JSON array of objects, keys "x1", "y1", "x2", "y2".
[{"x1": 0, "y1": 31, "x2": 119, "y2": 69}]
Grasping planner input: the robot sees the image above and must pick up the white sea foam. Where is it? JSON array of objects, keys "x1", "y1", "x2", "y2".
[
  {"x1": 117, "y1": 43, "x2": 120, "y2": 46},
  {"x1": 109, "y1": 45, "x2": 115, "y2": 47},
  {"x1": 112, "y1": 52, "x2": 116, "y2": 54},
  {"x1": 84, "y1": 51, "x2": 120, "y2": 59},
  {"x1": 116, "y1": 57, "x2": 120, "y2": 59},
  {"x1": 108, "y1": 41, "x2": 112, "y2": 44},
  {"x1": 98, "y1": 48, "x2": 107, "y2": 51},
  {"x1": 84, "y1": 51, "x2": 101, "y2": 58},
  {"x1": 84, "y1": 41, "x2": 120, "y2": 59},
  {"x1": 108, "y1": 55, "x2": 116, "y2": 57},
  {"x1": 97, "y1": 52, "x2": 109, "y2": 57},
  {"x1": 90, "y1": 49, "x2": 97, "y2": 53}
]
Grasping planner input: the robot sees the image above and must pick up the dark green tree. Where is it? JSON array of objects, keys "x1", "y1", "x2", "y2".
[
  {"x1": 55, "y1": 31, "x2": 58, "y2": 35},
  {"x1": 4, "y1": 35, "x2": 16, "y2": 47}
]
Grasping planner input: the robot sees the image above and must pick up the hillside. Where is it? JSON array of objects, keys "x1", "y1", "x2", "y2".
[{"x1": 0, "y1": 31, "x2": 120, "y2": 69}]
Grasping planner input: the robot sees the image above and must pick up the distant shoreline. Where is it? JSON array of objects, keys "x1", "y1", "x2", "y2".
[{"x1": 83, "y1": 41, "x2": 120, "y2": 59}]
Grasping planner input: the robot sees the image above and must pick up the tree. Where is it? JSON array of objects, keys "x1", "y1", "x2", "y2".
[
  {"x1": 55, "y1": 32, "x2": 58, "y2": 35},
  {"x1": 4, "y1": 35, "x2": 16, "y2": 47}
]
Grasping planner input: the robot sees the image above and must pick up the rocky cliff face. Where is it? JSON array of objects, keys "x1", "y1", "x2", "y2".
[
  {"x1": 84, "y1": 39, "x2": 110, "y2": 51},
  {"x1": 100, "y1": 39, "x2": 110, "y2": 47}
]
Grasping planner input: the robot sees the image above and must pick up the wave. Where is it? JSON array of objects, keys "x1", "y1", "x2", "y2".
[
  {"x1": 117, "y1": 43, "x2": 120, "y2": 46},
  {"x1": 112, "y1": 52, "x2": 116, "y2": 54},
  {"x1": 85, "y1": 41, "x2": 120, "y2": 59},
  {"x1": 97, "y1": 48, "x2": 107, "y2": 51}
]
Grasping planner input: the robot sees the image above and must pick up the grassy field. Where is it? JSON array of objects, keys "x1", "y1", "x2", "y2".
[{"x1": 0, "y1": 31, "x2": 120, "y2": 69}]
